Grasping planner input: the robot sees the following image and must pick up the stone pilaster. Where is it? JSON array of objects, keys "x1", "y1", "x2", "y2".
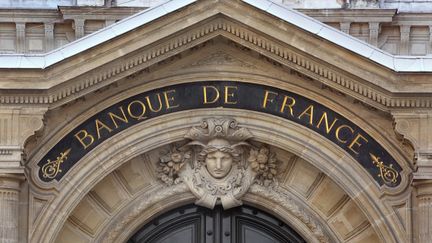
[
  {"x1": 0, "y1": 174, "x2": 24, "y2": 243},
  {"x1": 414, "y1": 180, "x2": 432, "y2": 243},
  {"x1": 73, "y1": 19, "x2": 85, "y2": 40},
  {"x1": 368, "y1": 22, "x2": 380, "y2": 46},
  {"x1": 105, "y1": 19, "x2": 116, "y2": 27},
  {"x1": 428, "y1": 26, "x2": 432, "y2": 55},
  {"x1": 15, "y1": 23, "x2": 25, "y2": 53},
  {"x1": 44, "y1": 23, "x2": 54, "y2": 51},
  {"x1": 340, "y1": 22, "x2": 351, "y2": 34},
  {"x1": 400, "y1": 25, "x2": 411, "y2": 55}
]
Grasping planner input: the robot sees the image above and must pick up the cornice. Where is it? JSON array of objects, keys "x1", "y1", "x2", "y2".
[
  {"x1": 0, "y1": 9, "x2": 60, "y2": 22},
  {"x1": 298, "y1": 8, "x2": 396, "y2": 23},
  {"x1": 59, "y1": 6, "x2": 146, "y2": 20},
  {"x1": 0, "y1": 0, "x2": 430, "y2": 111},
  {"x1": 0, "y1": 0, "x2": 432, "y2": 72},
  {"x1": 0, "y1": 17, "x2": 431, "y2": 111},
  {"x1": 393, "y1": 12, "x2": 432, "y2": 26},
  {"x1": 0, "y1": 7, "x2": 146, "y2": 23}
]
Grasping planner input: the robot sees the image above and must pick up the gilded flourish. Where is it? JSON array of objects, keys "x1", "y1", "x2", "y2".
[
  {"x1": 41, "y1": 148, "x2": 71, "y2": 179},
  {"x1": 370, "y1": 153, "x2": 399, "y2": 185}
]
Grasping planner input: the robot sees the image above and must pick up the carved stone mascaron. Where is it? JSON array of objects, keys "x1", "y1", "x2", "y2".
[{"x1": 156, "y1": 117, "x2": 278, "y2": 209}]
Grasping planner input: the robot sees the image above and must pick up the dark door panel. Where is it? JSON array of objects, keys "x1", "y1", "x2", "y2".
[{"x1": 127, "y1": 204, "x2": 306, "y2": 243}]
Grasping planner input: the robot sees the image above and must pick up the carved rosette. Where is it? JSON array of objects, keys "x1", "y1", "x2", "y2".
[{"x1": 156, "y1": 118, "x2": 279, "y2": 210}]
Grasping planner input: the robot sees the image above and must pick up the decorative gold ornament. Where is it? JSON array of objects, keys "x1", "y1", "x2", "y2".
[
  {"x1": 370, "y1": 153, "x2": 399, "y2": 185},
  {"x1": 41, "y1": 148, "x2": 71, "y2": 179}
]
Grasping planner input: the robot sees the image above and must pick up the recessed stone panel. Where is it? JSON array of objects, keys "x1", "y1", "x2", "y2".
[
  {"x1": 348, "y1": 225, "x2": 380, "y2": 243},
  {"x1": 0, "y1": 38, "x2": 15, "y2": 53},
  {"x1": 329, "y1": 200, "x2": 368, "y2": 239},
  {"x1": 90, "y1": 173, "x2": 128, "y2": 212},
  {"x1": 309, "y1": 177, "x2": 346, "y2": 217},
  {"x1": 286, "y1": 158, "x2": 321, "y2": 197},
  {"x1": 116, "y1": 155, "x2": 153, "y2": 193},
  {"x1": 69, "y1": 196, "x2": 108, "y2": 235},
  {"x1": 55, "y1": 221, "x2": 91, "y2": 243},
  {"x1": 28, "y1": 39, "x2": 44, "y2": 52}
]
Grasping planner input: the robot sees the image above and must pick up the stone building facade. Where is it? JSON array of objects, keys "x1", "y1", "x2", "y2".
[{"x1": 0, "y1": 0, "x2": 431, "y2": 242}]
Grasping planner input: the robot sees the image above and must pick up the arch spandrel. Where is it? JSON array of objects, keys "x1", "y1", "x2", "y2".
[{"x1": 27, "y1": 110, "x2": 410, "y2": 243}]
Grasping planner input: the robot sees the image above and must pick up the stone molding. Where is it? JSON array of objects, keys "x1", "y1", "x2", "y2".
[
  {"x1": 0, "y1": 7, "x2": 144, "y2": 23},
  {"x1": 0, "y1": 9, "x2": 60, "y2": 23},
  {"x1": 100, "y1": 184, "x2": 191, "y2": 242},
  {"x1": 0, "y1": 108, "x2": 47, "y2": 173},
  {"x1": 393, "y1": 111, "x2": 432, "y2": 179},
  {"x1": 299, "y1": 9, "x2": 396, "y2": 23},
  {"x1": 0, "y1": 11, "x2": 431, "y2": 110},
  {"x1": 58, "y1": 6, "x2": 145, "y2": 21},
  {"x1": 249, "y1": 185, "x2": 331, "y2": 243}
]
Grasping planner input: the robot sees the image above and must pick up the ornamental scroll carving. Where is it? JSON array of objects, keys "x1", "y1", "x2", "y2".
[{"x1": 156, "y1": 118, "x2": 279, "y2": 209}]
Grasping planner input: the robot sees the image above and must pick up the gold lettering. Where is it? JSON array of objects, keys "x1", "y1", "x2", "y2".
[
  {"x1": 298, "y1": 105, "x2": 314, "y2": 125},
  {"x1": 348, "y1": 133, "x2": 369, "y2": 154},
  {"x1": 145, "y1": 93, "x2": 163, "y2": 112},
  {"x1": 127, "y1": 100, "x2": 147, "y2": 120},
  {"x1": 74, "y1": 130, "x2": 95, "y2": 149},
  {"x1": 316, "y1": 112, "x2": 338, "y2": 134},
  {"x1": 95, "y1": 119, "x2": 113, "y2": 139},
  {"x1": 163, "y1": 90, "x2": 179, "y2": 109},
  {"x1": 203, "y1": 86, "x2": 220, "y2": 104},
  {"x1": 280, "y1": 95, "x2": 296, "y2": 116},
  {"x1": 108, "y1": 106, "x2": 129, "y2": 128},
  {"x1": 335, "y1": 124, "x2": 354, "y2": 144},
  {"x1": 224, "y1": 86, "x2": 238, "y2": 104},
  {"x1": 262, "y1": 90, "x2": 278, "y2": 108}
]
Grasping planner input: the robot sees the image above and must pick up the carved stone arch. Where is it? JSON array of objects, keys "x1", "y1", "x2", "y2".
[
  {"x1": 87, "y1": 184, "x2": 333, "y2": 243},
  {"x1": 28, "y1": 110, "x2": 409, "y2": 243}
]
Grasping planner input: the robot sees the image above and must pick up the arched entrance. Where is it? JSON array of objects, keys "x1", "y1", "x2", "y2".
[
  {"x1": 34, "y1": 109, "x2": 409, "y2": 243},
  {"x1": 127, "y1": 204, "x2": 306, "y2": 243}
]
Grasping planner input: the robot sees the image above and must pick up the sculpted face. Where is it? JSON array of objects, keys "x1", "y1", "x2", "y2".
[{"x1": 205, "y1": 151, "x2": 233, "y2": 179}]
